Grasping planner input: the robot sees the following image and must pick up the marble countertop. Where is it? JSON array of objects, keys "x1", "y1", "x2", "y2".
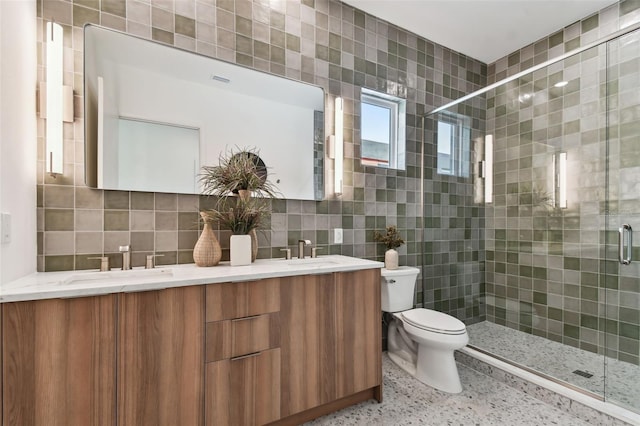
[{"x1": 0, "y1": 255, "x2": 383, "y2": 303}]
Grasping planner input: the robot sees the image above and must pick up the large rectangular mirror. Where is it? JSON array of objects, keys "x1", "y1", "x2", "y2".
[{"x1": 84, "y1": 25, "x2": 325, "y2": 200}]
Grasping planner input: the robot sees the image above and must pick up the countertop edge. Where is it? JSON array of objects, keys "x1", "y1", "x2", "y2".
[{"x1": 0, "y1": 256, "x2": 385, "y2": 303}]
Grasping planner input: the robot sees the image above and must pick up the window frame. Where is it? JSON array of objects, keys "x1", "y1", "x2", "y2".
[{"x1": 360, "y1": 88, "x2": 406, "y2": 170}]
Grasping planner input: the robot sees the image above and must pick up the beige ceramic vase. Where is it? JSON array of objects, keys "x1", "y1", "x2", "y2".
[
  {"x1": 193, "y1": 212, "x2": 222, "y2": 267},
  {"x1": 385, "y1": 248, "x2": 399, "y2": 270}
]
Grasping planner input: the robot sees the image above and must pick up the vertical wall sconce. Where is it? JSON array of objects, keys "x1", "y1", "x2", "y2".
[
  {"x1": 483, "y1": 134, "x2": 493, "y2": 204},
  {"x1": 334, "y1": 97, "x2": 344, "y2": 195},
  {"x1": 553, "y1": 152, "x2": 567, "y2": 208},
  {"x1": 41, "y1": 21, "x2": 73, "y2": 176}
]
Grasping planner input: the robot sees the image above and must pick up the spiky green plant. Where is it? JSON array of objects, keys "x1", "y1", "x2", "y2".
[
  {"x1": 204, "y1": 196, "x2": 270, "y2": 235},
  {"x1": 200, "y1": 146, "x2": 280, "y2": 199}
]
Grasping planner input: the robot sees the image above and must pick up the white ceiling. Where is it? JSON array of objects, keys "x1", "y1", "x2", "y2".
[{"x1": 341, "y1": 0, "x2": 617, "y2": 63}]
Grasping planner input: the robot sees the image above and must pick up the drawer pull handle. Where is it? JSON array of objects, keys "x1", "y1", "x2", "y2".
[
  {"x1": 231, "y1": 352, "x2": 260, "y2": 361},
  {"x1": 232, "y1": 315, "x2": 260, "y2": 322},
  {"x1": 124, "y1": 287, "x2": 167, "y2": 293}
]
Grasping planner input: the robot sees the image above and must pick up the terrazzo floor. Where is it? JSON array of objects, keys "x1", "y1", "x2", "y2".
[
  {"x1": 306, "y1": 353, "x2": 591, "y2": 425},
  {"x1": 467, "y1": 321, "x2": 640, "y2": 412}
]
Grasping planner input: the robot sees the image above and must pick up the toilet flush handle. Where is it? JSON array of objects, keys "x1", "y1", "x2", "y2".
[{"x1": 385, "y1": 278, "x2": 396, "y2": 284}]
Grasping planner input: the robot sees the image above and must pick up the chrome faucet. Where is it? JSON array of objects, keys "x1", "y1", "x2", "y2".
[
  {"x1": 119, "y1": 245, "x2": 131, "y2": 270},
  {"x1": 311, "y1": 247, "x2": 322, "y2": 258},
  {"x1": 145, "y1": 253, "x2": 164, "y2": 269},
  {"x1": 280, "y1": 248, "x2": 292, "y2": 260},
  {"x1": 88, "y1": 256, "x2": 110, "y2": 271},
  {"x1": 297, "y1": 239, "x2": 311, "y2": 259}
]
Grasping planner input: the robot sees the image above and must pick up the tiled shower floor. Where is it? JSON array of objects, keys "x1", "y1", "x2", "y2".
[{"x1": 467, "y1": 321, "x2": 640, "y2": 412}]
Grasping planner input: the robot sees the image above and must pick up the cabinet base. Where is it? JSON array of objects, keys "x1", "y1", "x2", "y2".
[{"x1": 268, "y1": 386, "x2": 383, "y2": 426}]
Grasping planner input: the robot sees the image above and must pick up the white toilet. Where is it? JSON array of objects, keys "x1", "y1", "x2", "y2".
[{"x1": 381, "y1": 266, "x2": 468, "y2": 393}]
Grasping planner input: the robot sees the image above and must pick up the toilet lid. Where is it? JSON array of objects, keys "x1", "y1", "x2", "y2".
[
  {"x1": 401, "y1": 308, "x2": 466, "y2": 334},
  {"x1": 381, "y1": 266, "x2": 420, "y2": 277}
]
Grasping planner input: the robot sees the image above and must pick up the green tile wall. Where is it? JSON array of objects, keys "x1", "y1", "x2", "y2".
[
  {"x1": 484, "y1": 0, "x2": 640, "y2": 365},
  {"x1": 36, "y1": 0, "x2": 487, "y2": 324},
  {"x1": 422, "y1": 106, "x2": 487, "y2": 322}
]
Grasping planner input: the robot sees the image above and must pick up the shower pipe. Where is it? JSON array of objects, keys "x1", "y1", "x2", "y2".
[{"x1": 427, "y1": 19, "x2": 640, "y2": 116}]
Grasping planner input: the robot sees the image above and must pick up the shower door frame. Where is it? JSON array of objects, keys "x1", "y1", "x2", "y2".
[
  {"x1": 603, "y1": 26, "x2": 640, "y2": 412},
  {"x1": 421, "y1": 19, "x2": 640, "y2": 406}
]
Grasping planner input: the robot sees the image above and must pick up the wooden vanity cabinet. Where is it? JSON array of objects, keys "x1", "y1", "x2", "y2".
[
  {"x1": 205, "y1": 278, "x2": 282, "y2": 426},
  {"x1": 335, "y1": 269, "x2": 382, "y2": 399},
  {"x1": 278, "y1": 269, "x2": 382, "y2": 424},
  {"x1": 117, "y1": 286, "x2": 204, "y2": 426},
  {"x1": 2, "y1": 295, "x2": 117, "y2": 426},
  {"x1": 0, "y1": 267, "x2": 381, "y2": 426},
  {"x1": 279, "y1": 273, "x2": 337, "y2": 417}
]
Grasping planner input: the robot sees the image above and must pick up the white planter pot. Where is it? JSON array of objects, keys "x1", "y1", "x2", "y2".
[
  {"x1": 385, "y1": 249, "x2": 399, "y2": 270},
  {"x1": 230, "y1": 234, "x2": 252, "y2": 266}
]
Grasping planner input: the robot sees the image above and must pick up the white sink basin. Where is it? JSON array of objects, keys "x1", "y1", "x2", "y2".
[
  {"x1": 284, "y1": 257, "x2": 340, "y2": 267},
  {"x1": 60, "y1": 268, "x2": 174, "y2": 286}
]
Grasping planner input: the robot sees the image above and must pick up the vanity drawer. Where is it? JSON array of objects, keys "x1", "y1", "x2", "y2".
[
  {"x1": 206, "y1": 312, "x2": 280, "y2": 362},
  {"x1": 206, "y1": 278, "x2": 280, "y2": 322}
]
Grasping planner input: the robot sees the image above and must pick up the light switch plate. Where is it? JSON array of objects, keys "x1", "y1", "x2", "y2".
[
  {"x1": 1, "y1": 212, "x2": 11, "y2": 244},
  {"x1": 334, "y1": 228, "x2": 343, "y2": 244}
]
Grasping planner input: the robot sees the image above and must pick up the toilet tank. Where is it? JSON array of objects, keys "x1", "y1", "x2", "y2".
[{"x1": 380, "y1": 266, "x2": 420, "y2": 312}]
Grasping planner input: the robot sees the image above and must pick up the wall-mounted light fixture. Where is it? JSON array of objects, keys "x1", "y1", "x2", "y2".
[
  {"x1": 483, "y1": 134, "x2": 493, "y2": 204},
  {"x1": 40, "y1": 21, "x2": 73, "y2": 177},
  {"x1": 334, "y1": 97, "x2": 344, "y2": 195},
  {"x1": 553, "y1": 152, "x2": 567, "y2": 208}
]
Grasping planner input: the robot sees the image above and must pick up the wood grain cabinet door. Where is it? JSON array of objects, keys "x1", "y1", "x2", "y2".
[
  {"x1": 2, "y1": 295, "x2": 117, "y2": 426},
  {"x1": 279, "y1": 274, "x2": 337, "y2": 417},
  {"x1": 335, "y1": 269, "x2": 382, "y2": 398},
  {"x1": 117, "y1": 286, "x2": 204, "y2": 426},
  {"x1": 206, "y1": 279, "x2": 280, "y2": 322},
  {"x1": 206, "y1": 348, "x2": 281, "y2": 426},
  {"x1": 206, "y1": 313, "x2": 280, "y2": 362}
]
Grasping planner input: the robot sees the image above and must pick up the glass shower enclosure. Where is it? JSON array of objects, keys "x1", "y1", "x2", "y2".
[{"x1": 423, "y1": 25, "x2": 640, "y2": 414}]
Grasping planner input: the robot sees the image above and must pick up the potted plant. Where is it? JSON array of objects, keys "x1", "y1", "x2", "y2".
[
  {"x1": 374, "y1": 225, "x2": 405, "y2": 270},
  {"x1": 200, "y1": 146, "x2": 280, "y2": 200},
  {"x1": 199, "y1": 146, "x2": 279, "y2": 265},
  {"x1": 204, "y1": 197, "x2": 270, "y2": 266}
]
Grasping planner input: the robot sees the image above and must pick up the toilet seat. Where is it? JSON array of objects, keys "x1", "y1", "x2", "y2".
[{"x1": 401, "y1": 308, "x2": 466, "y2": 335}]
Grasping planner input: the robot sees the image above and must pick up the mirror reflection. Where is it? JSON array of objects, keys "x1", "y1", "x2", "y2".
[
  {"x1": 84, "y1": 25, "x2": 325, "y2": 200},
  {"x1": 436, "y1": 111, "x2": 471, "y2": 178}
]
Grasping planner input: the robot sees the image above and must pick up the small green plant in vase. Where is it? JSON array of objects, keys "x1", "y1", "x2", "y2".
[
  {"x1": 374, "y1": 225, "x2": 405, "y2": 269},
  {"x1": 206, "y1": 196, "x2": 270, "y2": 235},
  {"x1": 199, "y1": 146, "x2": 279, "y2": 265},
  {"x1": 204, "y1": 197, "x2": 270, "y2": 266}
]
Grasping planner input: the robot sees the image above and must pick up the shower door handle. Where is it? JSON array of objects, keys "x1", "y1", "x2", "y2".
[{"x1": 618, "y1": 224, "x2": 633, "y2": 265}]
